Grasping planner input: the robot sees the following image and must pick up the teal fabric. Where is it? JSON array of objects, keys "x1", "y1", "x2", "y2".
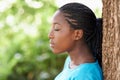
[{"x1": 55, "y1": 56, "x2": 103, "y2": 80}]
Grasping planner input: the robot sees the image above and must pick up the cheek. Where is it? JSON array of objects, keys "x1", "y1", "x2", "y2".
[{"x1": 53, "y1": 31, "x2": 74, "y2": 53}]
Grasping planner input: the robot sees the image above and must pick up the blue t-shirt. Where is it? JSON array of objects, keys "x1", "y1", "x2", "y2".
[{"x1": 55, "y1": 56, "x2": 103, "y2": 80}]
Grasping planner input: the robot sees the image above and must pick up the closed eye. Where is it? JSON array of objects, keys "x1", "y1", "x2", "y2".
[
  {"x1": 54, "y1": 28, "x2": 60, "y2": 31},
  {"x1": 52, "y1": 23, "x2": 61, "y2": 31}
]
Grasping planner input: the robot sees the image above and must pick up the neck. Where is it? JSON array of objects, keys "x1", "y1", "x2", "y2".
[{"x1": 67, "y1": 41, "x2": 95, "y2": 69}]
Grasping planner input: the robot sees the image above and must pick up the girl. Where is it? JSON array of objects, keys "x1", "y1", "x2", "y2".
[{"x1": 48, "y1": 3, "x2": 103, "y2": 80}]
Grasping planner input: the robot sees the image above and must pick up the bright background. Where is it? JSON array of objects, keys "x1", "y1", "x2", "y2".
[
  {"x1": 56, "y1": 0, "x2": 102, "y2": 18},
  {"x1": 0, "y1": 0, "x2": 102, "y2": 80}
]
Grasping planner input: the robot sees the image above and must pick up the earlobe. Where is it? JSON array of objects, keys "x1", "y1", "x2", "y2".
[{"x1": 74, "y1": 30, "x2": 83, "y2": 40}]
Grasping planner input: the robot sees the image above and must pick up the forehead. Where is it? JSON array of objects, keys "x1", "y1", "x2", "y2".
[{"x1": 52, "y1": 10, "x2": 67, "y2": 24}]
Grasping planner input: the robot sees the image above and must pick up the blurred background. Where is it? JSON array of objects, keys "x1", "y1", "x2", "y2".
[{"x1": 0, "y1": 0, "x2": 102, "y2": 80}]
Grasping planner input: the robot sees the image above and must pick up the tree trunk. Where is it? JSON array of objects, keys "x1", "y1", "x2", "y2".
[{"x1": 102, "y1": 0, "x2": 120, "y2": 80}]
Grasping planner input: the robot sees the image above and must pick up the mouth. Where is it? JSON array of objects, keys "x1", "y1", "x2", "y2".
[
  {"x1": 49, "y1": 40, "x2": 55, "y2": 48},
  {"x1": 50, "y1": 43, "x2": 54, "y2": 48}
]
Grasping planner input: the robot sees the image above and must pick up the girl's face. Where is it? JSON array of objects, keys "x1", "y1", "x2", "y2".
[{"x1": 48, "y1": 10, "x2": 76, "y2": 54}]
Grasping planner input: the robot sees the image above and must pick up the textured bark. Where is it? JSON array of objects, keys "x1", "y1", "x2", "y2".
[{"x1": 102, "y1": 0, "x2": 120, "y2": 80}]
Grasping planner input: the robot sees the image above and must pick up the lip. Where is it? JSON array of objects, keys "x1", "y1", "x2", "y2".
[
  {"x1": 50, "y1": 43, "x2": 54, "y2": 47},
  {"x1": 49, "y1": 40, "x2": 55, "y2": 47},
  {"x1": 49, "y1": 42, "x2": 55, "y2": 48}
]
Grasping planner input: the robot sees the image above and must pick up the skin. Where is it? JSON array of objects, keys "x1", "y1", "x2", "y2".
[{"x1": 48, "y1": 10, "x2": 95, "y2": 69}]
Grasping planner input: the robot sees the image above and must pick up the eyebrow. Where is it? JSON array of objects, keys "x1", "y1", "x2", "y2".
[{"x1": 52, "y1": 22, "x2": 61, "y2": 26}]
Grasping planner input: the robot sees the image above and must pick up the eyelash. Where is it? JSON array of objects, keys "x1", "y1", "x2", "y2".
[{"x1": 54, "y1": 28, "x2": 60, "y2": 31}]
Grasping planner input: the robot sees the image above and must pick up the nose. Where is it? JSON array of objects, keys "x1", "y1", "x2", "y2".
[{"x1": 48, "y1": 29, "x2": 54, "y2": 39}]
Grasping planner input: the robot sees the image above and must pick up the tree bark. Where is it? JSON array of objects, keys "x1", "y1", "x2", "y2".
[{"x1": 102, "y1": 0, "x2": 120, "y2": 80}]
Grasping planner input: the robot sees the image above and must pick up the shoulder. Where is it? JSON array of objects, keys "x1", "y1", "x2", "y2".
[
  {"x1": 70, "y1": 71, "x2": 103, "y2": 80},
  {"x1": 69, "y1": 61, "x2": 103, "y2": 80},
  {"x1": 84, "y1": 72, "x2": 103, "y2": 80}
]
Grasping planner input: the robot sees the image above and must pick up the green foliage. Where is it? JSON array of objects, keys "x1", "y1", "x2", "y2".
[
  {"x1": 0, "y1": 0, "x2": 102, "y2": 80},
  {"x1": 0, "y1": 0, "x2": 67, "y2": 80}
]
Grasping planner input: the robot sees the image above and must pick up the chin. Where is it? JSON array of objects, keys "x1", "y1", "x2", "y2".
[
  {"x1": 52, "y1": 51, "x2": 61, "y2": 54},
  {"x1": 52, "y1": 50, "x2": 64, "y2": 54}
]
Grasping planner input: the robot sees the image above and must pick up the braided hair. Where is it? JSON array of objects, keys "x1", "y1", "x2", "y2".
[{"x1": 59, "y1": 3, "x2": 102, "y2": 67}]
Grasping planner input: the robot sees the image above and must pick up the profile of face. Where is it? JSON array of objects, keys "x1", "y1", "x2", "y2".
[
  {"x1": 48, "y1": 10, "x2": 83, "y2": 54},
  {"x1": 48, "y1": 10, "x2": 74, "y2": 54}
]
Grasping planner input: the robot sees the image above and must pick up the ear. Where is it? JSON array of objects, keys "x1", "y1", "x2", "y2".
[{"x1": 73, "y1": 29, "x2": 83, "y2": 40}]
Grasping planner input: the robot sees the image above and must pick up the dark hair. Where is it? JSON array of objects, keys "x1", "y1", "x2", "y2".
[{"x1": 59, "y1": 3, "x2": 102, "y2": 67}]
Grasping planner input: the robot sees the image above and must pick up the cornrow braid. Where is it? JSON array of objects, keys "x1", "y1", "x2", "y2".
[{"x1": 59, "y1": 3, "x2": 102, "y2": 67}]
